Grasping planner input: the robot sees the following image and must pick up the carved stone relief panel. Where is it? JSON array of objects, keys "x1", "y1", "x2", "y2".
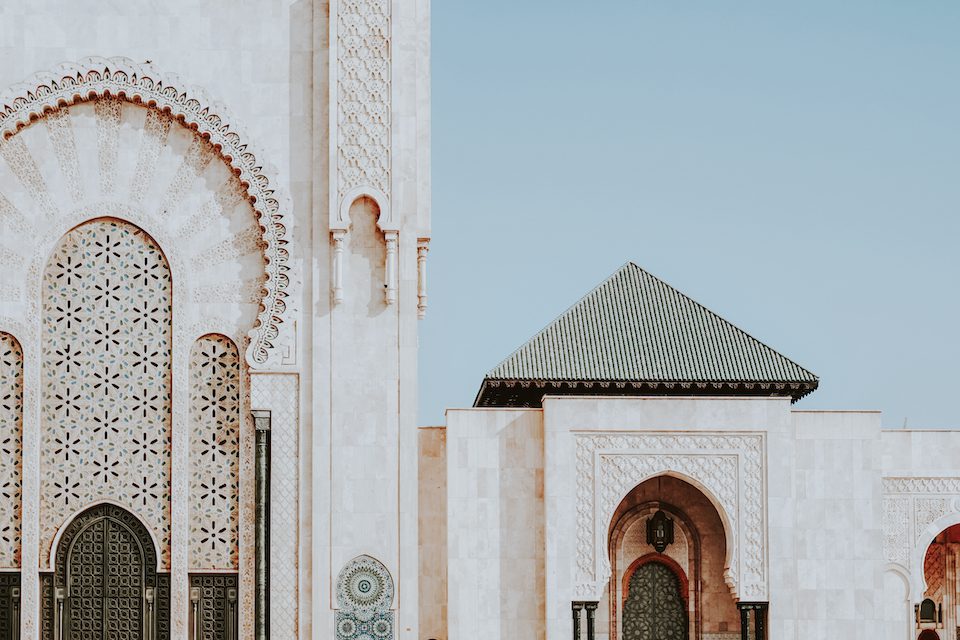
[
  {"x1": 882, "y1": 477, "x2": 960, "y2": 569},
  {"x1": 337, "y1": 0, "x2": 392, "y2": 205},
  {"x1": 189, "y1": 335, "x2": 241, "y2": 570},
  {"x1": 575, "y1": 432, "x2": 766, "y2": 601},
  {"x1": 39, "y1": 219, "x2": 172, "y2": 567},
  {"x1": 0, "y1": 333, "x2": 22, "y2": 568}
]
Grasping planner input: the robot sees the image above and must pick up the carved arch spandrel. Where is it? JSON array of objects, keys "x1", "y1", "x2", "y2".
[
  {"x1": 0, "y1": 56, "x2": 292, "y2": 368},
  {"x1": 575, "y1": 432, "x2": 768, "y2": 602},
  {"x1": 882, "y1": 478, "x2": 960, "y2": 602}
]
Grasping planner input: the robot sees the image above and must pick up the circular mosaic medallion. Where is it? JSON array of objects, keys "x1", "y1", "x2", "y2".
[
  {"x1": 373, "y1": 617, "x2": 392, "y2": 638},
  {"x1": 337, "y1": 618, "x2": 357, "y2": 638},
  {"x1": 336, "y1": 555, "x2": 394, "y2": 612}
]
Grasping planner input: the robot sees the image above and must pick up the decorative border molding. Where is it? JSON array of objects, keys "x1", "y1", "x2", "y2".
[
  {"x1": 0, "y1": 56, "x2": 291, "y2": 368},
  {"x1": 883, "y1": 477, "x2": 960, "y2": 567},
  {"x1": 884, "y1": 478, "x2": 960, "y2": 495},
  {"x1": 575, "y1": 432, "x2": 766, "y2": 601}
]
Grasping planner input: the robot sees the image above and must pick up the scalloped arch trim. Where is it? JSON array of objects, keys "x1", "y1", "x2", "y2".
[{"x1": 0, "y1": 56, "x2": 291, "y2": 367}]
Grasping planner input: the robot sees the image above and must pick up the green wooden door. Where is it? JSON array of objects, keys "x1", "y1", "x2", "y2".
[
  {"x1": 67, "y1": 517, "x2": 145, "y2": 640},
  {"x1": 622, "y1": 561, "x2": 688, "y2": 640}
]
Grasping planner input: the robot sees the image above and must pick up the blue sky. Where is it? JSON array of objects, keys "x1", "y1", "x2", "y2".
[{"x1": 420, "y1": 1, "x2": 960, "y2": 427}]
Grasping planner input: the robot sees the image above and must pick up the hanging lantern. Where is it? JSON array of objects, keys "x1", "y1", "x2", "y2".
[{"x1": 646, "y1": 510, "x2": 674, "y2": 553}]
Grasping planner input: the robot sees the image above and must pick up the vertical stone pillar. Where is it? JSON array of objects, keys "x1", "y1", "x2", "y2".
[
  {"x1": 738, "y1": 602, "x2": 768, "y2": 640},
  {"x1": 584, "y1": 602, "x2": 598, "y2": 640},
  {"x1": 571, "y1": 602, "x2": 583, "y2": 640},
  {"x1": 755, "y1": 604, "x2": 766, "y2": 640},
  {"x1": 253, "y1": 410, "x2": 271, "y2": 640}
]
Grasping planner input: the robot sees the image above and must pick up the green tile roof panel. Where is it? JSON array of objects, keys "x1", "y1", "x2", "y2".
[{"x1": 481, "y1": 262, "x2": 817, "y2": 398}]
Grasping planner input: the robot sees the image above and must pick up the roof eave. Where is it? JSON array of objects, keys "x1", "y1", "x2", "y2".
[{"x1": 474, "y1": 377, "x2": 819, "y2": 407}]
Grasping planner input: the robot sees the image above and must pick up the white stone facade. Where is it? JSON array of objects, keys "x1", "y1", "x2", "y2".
[
  {"x1": 438, "y1": 400, "x2": 960, "y2": 640},
  {"x1": 0, "y1": 1, "x2": 429, "y2": 638},
  {"x1": 1, "y1": 4, "x2": 958, "y2": 640}
]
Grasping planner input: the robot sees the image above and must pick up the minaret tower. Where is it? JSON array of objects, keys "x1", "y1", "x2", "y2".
[{"x1": 315, "y1": 0, "x2": 430, "y2": 638}]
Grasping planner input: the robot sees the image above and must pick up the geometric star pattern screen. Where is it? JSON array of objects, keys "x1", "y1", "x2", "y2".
[
  {"x1": 189, "y1": 335, "x2": 240, "y2": 570},
  {"x1": 40, "y1": 219, "x2": 172, "y2": 568},
  {"x1": 0, "y1": 333, "x2": 22, "y2": 568}
]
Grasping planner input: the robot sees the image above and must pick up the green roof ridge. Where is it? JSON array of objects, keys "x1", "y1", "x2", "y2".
[{"x1": 483, "y1": 261, "x2": 818, "y2": 385}]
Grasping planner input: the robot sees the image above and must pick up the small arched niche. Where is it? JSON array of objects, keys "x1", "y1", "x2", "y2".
[{"x1": 603, "y1": 475, "x2": 739, "y2": 640}]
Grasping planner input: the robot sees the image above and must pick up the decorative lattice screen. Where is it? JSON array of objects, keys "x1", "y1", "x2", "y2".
[
  {"x1": 0, "y1": 334, "x2": 22, "y2": 568},
  {"x1": 189, "y1": 335, "x2": 241, "y2": 570},
  {"x1": 40, "y1": 219, "x2": 172, "y2": 566}
]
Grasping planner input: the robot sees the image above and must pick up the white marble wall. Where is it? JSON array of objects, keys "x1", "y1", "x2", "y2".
[
  {"x1": 445, "y1": 409, "x2": 545, "y2": 640},
  {"x1": 440, "y1": 399, "x2": 914, "y2": 640},
  {"x1": 785, "y1": 411, "x2": 885, "y2": 639}
]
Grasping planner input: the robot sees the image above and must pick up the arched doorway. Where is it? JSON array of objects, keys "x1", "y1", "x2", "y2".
[
  {"x1": 52, "y1": 503, "x2": 168, "y2": 639},
  {"x1": 913, "y1": 523, "x2": 960, "y2": 640},
  {"x1": 604, "y1": 475, "x2": 739, "y2": 640},
  {"x1": 622, "y1": 556, "x2": 688, "y2": 640}
]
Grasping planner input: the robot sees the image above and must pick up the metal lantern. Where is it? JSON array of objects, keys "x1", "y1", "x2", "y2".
[{"x1": 646, "y1": 510, "x2": 675, "y2": 553}]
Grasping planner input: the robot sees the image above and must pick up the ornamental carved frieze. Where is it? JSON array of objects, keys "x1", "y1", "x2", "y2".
[
  {"x1": 336, "y1": 0, "x2": 392, "y2": 215},
  {"x1": 882, "y1": 477, "x2": 960, "y2": 568},
  {"x1": 575, "y1": 432, "x2": 766, "y2": 601},
  {"x1": 0, "y1": 56, "x2": 292, "y2": 368}
]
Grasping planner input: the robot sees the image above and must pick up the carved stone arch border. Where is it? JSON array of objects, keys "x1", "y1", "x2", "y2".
[
  {"x1": 336, "y1": 187, "x2": 394, "y2": 232},
  {"x1": 575, "y1": 432, "x2": 767, "y2": 601},
  {"x1": 881, "y1": 477, "x2": 960, "y2": 601},
  {"x1": 0, "y1": 56, "x2": 291, "y2": 368},
  {"x1": 50, "y1": 500, "x2": 161, "y2": 576},
  {"x1": 330, "y1": 187, "x2": 400, "y2": 306}
]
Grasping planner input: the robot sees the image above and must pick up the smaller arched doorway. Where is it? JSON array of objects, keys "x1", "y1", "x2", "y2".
[
  {"x1": 622, "y1": 555, "x2": 689, "y2": 640},
  {"x1": 50, "y1": 503, "x2": 168, "y2": 639},
  {"x1": 913, "y1": 523, "x2": 960, "y2": 640}
]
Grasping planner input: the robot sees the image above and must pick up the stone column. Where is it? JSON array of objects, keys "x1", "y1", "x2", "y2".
[
  {"x1": 585, "y1": 602, "x2": 598, "y2": 640},
  {"x1": 253, "y1": 410, "x2": 271, "y2": 640},
  {"x1": 755, "y1": 604, "x2": 766, "y2": 640},
  {"x1": 572, "y1": 602, "x2": 583, "y2": 640},
  {"x1": 737, "y1": 602, "x2": 768, "y2": 640}
]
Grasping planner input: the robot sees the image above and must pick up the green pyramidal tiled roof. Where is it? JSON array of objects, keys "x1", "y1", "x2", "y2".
[{"x1": 474, "y1": 262, "x2": 818, "y2": 407}]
